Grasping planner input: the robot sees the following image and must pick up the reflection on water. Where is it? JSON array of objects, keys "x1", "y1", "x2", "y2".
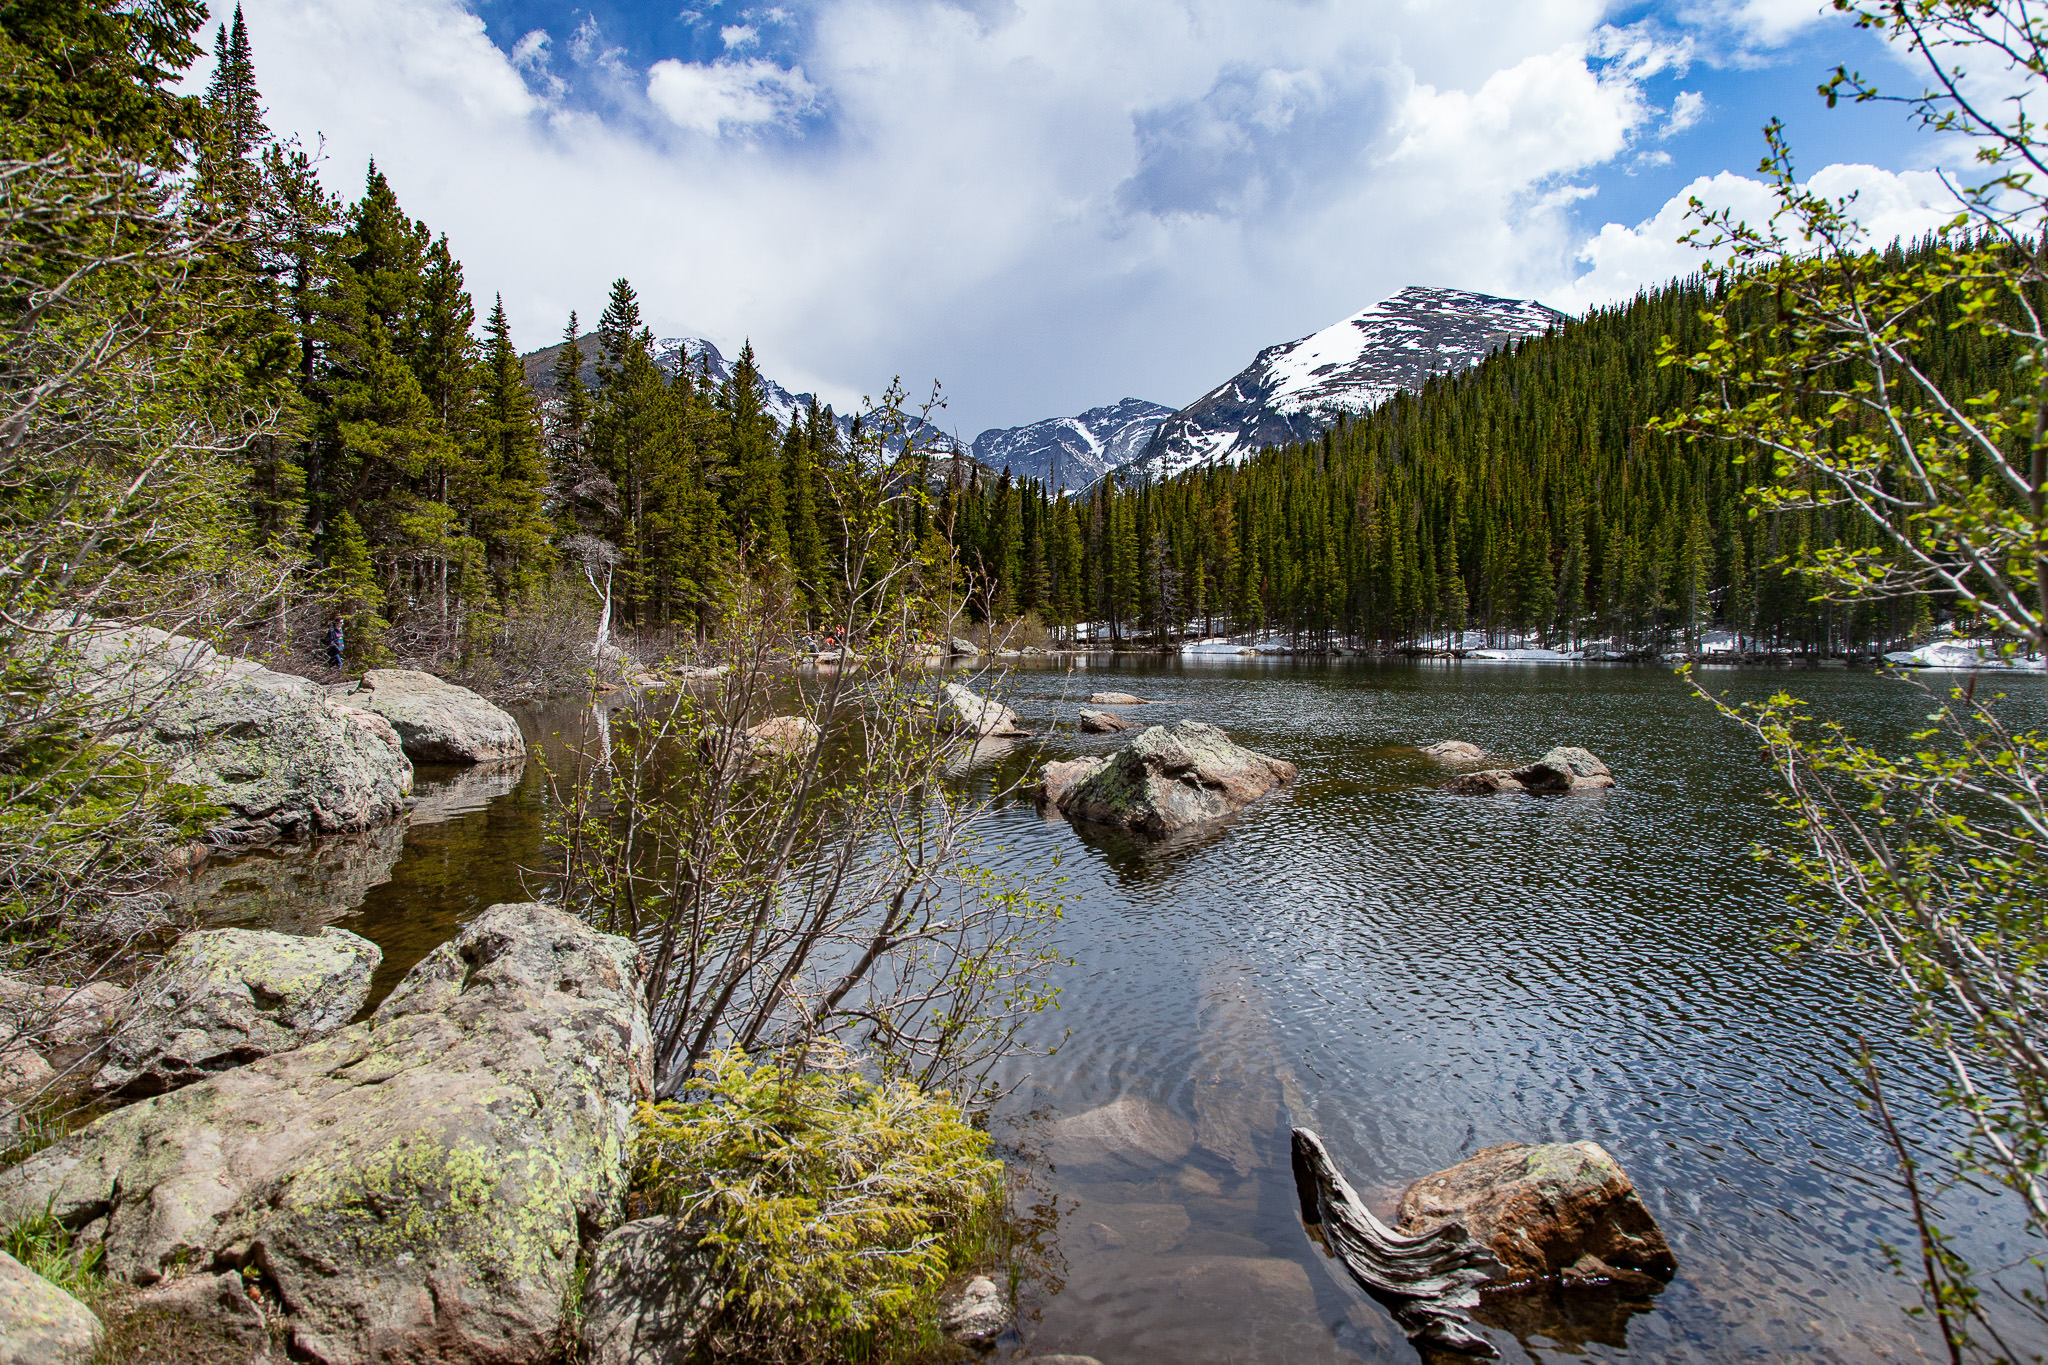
[{"x1": 194, "y1": 658, "x2": 2048, "y2": 1362}]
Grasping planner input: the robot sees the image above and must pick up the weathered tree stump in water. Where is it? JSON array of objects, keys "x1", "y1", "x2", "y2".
[{"x1": 1291, "y1": 1129, "x2": 1503, "y2": 1358}]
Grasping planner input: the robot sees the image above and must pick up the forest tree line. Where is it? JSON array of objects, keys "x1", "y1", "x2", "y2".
[{"x1": 940, "y1": 236, "x2": 2019, "y2": 654}]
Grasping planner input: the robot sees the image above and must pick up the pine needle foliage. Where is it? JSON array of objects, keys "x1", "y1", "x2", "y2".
[{"x1": 633, "y1": 1047, "x2": 1004, "y2": 1364}]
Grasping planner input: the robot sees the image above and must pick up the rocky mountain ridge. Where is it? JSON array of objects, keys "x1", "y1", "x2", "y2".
[
  {"x1": 967, "y1": 397, "x2": 1176, "y2": 492},
  {"x1": 1124, "y1": 286, "x2": 1566, "y2": 482}
]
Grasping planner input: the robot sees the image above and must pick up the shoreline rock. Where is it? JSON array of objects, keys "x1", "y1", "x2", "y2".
[
  {"x1": 1044, "y1": 721, "x2": 1294, "y2": 835},
  {"x1": 93, "y1": 926, "x2": 380, "y2": 1099},
  {"x1": 0, "y1": 1250, "x2": 100, "y2": 1364},
  {"x1": 0, "y1": 903, "x2": 650, "y2": 1365},
  {"x1": 338, "y1": 669, "x2": 526, "y2": 765},
  {"x1": 937, "y1": 682, "x2": 1030, "y2": 738}
]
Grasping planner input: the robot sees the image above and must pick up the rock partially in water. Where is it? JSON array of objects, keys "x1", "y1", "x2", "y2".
[
  {"x1": 1421, "y1": 740, "x2": 1484, "y2": 761},
  {"x1": 939, "y1": 1274, "x2": 1010, "y2": 1346},
  {"x1": 937, "y1": 682, "x2": 1030, "y2": 738},
  {"x1": 744, "y1": 715, "x2": 821, "y2": 759},
  {"x1": 582, "y1": 1216, "x2": 717, "y2": 1365},
  {"x1": 1511, "y1": 746, "x2": 1614, "y2": 793},
  {"x1": 950, "y1": 637, "x2": 980, "y2": 656},
  {"x1": 1395, "y1": 1141, "x2": 1676, "y2": 1287},
  {"x1": 1078, "y1": 708, "x2": 1134, "y2": 734},
  {"x1": 1087, "y1": 691, "x2": 1149, "y2": 705},
  {"x1": 1048, "y1": 1095, "x2": 1194, "y2": 1166},
  {"x1": 1036, "y1": 757, "x2": 1106, "y2": 811},
  {"x1": 0, "y1": 903, "x2": 650, "y2": 1365},
  {"x1": 1444, "y1": 769, "x2": 1525, "y2": 795},
  {"x1": 63, "y1": 622, "x2": 413, "y2": 846},
  {"x1": 0, "y1": 1249, "x2": 100, "y2": 1364},
  {"x1": 0, "y1": 978, "x2": 128, "y2": 1054},
  {"x1": 340, "y1": 669, "x2": 526, "y2": 765},
  {"x1": 93, "y1": 927, "x2": 381, "y2": 1099},
  {"x1": 1049, "y1": 722, "x2": 1295, "y2": 835}
]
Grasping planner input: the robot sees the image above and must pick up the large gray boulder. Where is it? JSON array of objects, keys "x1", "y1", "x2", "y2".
[
  {"x1": 1514, "y1": 746, "x2": 1614, "y2": 792},
  {"x1": 0, "y1": 903, "x2": 651, "y2": 1365},
  {"x1": 1396, "y1": 1141, "x2": 1676, "y2": 1288},
  {"x1": 94, "y1": 927, "x2": 381, "y2": 1098},
  {"x1": 340, "y1": 669, "x2": 526, "y2": 764},
  {"x1": 0, "y1": 1251, "x2": 100, "y2": 1365},
  {"x1": 936, "y1": 682, "x2": 1029, "y2": 738},
  {"x1": 60, "y1": 621, "x2": 413, "y2": 845},
  {"x1": 1045, "y1": 721, "x2": 1295, "y2": 835}
]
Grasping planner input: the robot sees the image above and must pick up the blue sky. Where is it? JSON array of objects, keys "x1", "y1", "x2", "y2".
[{"x1": 232, "y1": 0, "x2": 1957, "y2": 438}]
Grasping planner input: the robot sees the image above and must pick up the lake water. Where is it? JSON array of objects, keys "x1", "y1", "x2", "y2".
[{"x1": 196, "y1": 657, "x2": 2048, "y2": 1363}]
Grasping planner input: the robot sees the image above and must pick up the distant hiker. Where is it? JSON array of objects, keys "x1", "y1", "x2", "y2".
[{"x1": 327, "y1": 620, "x2": 345, "y2": 669}]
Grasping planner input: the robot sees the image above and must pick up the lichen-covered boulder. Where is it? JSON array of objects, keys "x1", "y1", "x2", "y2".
[
  {"x1": 1048, "y1": 722, "x2": 1295, "y2": 835},
  {"x1": 1078, "y1": 709, "x2": 1133, "y2": 734},
  {"x1": 0, "y1": 1250, "x2": 100, "y2": 1365},
  {"x1": 936, "y1": 683, "x2": 1029, "y2": 738},
  {"x1": 93, "y1": 927, "x2": 381, "y2": 1098},
  {"x1": 1395, "y1": 1141, "x2": 1676, "y2": 1287},
  {"x1": 60, "y1": 621, "x2": 412, "y2": 845},
  {"x1": 581, "y1": 1217, "x2": 718, "y2": 1365},
  {"x1": 340, "y1": 669, "x2": 526, "y2": 764},
  {"x1": 0, "y1": 903, "x2": 651, "y2": 1365}
]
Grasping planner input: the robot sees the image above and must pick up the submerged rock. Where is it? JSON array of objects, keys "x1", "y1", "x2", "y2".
[
  {"x1": 0, "y1": 903, "x2": 650, "y2": 1365},
  {"x1": 340, "y1": 669, "x2": 526, "y2": 764},
  {"x1": 1047, "y1": 1095, "x2": 1194, "y2": 1166},
  {"x1": 1087, "y1": 691, "x2": 1149, "y2": 705},
  {"x1": 1078, "y1": 708, "x2": 1134, "y2": 734},
  {"x1": 0, "y1": 1250, "x2": 100, "y2": 1364},
  {"x1": 1395, "y1": 1141, "x2": 1676, "y2": 1287},
  {"x1": 94, "y1": 926, "x2": 380, "y2": 1098},
  {"x1": 936, "y1": 682, "x2": 1029, "y2": 738},
  {"x1": 940, "y1": 1275, "x2": 1010, "y2": 1346},
  {"x1": 1048, "y1": 721, "x2": 1295, "y2": 835}
]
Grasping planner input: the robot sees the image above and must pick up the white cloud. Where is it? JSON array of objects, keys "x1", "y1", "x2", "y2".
[
  {"x1": 223, "y1": 0, "x2": 1944, "y2": 434},
  {"x1": 1668, "y1": 89, "x2": 1705, "y2": 134},
  {"x1": 646, "y1": 57, "x2": 818, "y2": 136},
  {"x1": 1680, "y1": 0, "x2": 1832, "y2": 50},
  {"x1": 509, "y1": 29, "x2": 548, "y2": 70},
  {"x1": 720, "y1": 24, "x2": 760, "y2": 51},
  {"x1": 1551, "y1": 163, "x2": 1957, "y2": 310}
]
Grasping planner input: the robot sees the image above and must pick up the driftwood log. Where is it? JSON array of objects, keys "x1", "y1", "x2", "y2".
[{"x1": 1291, "y1": 1128, "x2": 1503, "y2": 1357}]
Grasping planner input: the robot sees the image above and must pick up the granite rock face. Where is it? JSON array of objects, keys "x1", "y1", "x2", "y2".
[
  {"x1": 0, "y1": 903, "x2": 651, "y2": 1365},
  {"x1": 93, "y1": 927, "x2": 381, "y2": 1098},
  {"x1": 342, "y1": 669, "x2": 526, "y2": 765},
  {"x1": 1046, "y1": 722, "x2": 1295, "y2": 835},
  {"x1": 0, "y1": 1251, "x2": 100, "y2": 1365},
  {"x1": 64, "y1": 622, "x2": 413, "y2": 845},
  {"x1": 1395, "y1": 1141, "x2": 1676, "y2": 1287}
]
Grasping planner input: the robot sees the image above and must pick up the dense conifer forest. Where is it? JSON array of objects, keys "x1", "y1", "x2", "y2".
[{"x1": 177, "y1": 10, "x2": 2003, "y2": 661}]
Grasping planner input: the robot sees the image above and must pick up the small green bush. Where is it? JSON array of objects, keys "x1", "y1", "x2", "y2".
[{"x1": 633, "y1": 1047, "x2": 1004, "y2": 1362}]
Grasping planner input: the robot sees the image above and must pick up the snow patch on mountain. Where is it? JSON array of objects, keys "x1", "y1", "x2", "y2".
[{"x1": 1126, "y1": 286, "x2": 1565, "y2": 482}]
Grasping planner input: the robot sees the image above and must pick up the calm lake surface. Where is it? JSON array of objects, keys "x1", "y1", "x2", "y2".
[{"x1": 198, "y1": 656, "x2": 2048, "y2": 1363}]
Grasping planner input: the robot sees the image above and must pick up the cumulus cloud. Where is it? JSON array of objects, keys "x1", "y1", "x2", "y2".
[
  {"x1": 221, "y1": 0, "x2": 1943, "y2": 433},
  {"x1": 1551, "y1": 164, "x2": 1957, "y2": 310},
  {"x1": 721, "y1": 24, "x2": 760, "y2": 51},
  {"x1": 646, "y1": 58, "x2": 819, "y2": 135},
  {"x1": 1668, "y1": 89, "x2": 1706, "y2": 134}
]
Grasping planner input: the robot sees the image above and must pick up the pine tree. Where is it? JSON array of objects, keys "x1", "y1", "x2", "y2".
[{"x1": 474, "y1": 296, "x2": 553, "y2": 600}]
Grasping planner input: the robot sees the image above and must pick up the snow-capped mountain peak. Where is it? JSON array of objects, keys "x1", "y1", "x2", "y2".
[
  {"x1": 1126, "y1": 286, "x2": 1565, "y2": 481},
  {"x1": 968, "y1": 397, "x2": 1176, "y2": 492}
]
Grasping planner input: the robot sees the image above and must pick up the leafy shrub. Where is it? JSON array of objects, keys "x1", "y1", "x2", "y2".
[{"x1": 633, "y1": 1047, "x2": 1004, "y2": 1362}]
